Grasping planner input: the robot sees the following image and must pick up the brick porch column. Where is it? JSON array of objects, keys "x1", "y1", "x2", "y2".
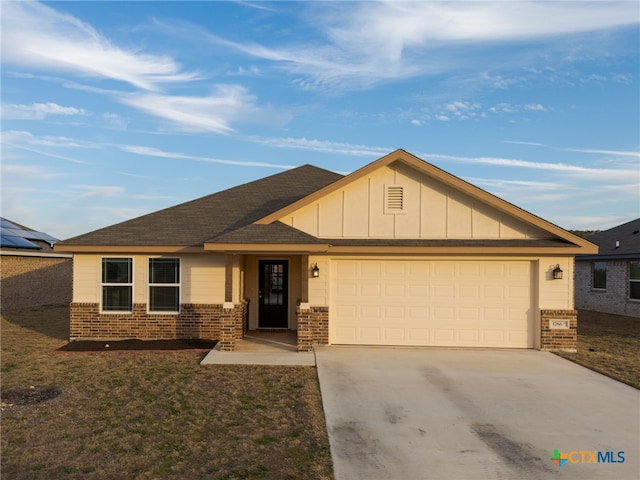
[{"x1": 297, "y1": 306, "x2": 329, "y2": 352}]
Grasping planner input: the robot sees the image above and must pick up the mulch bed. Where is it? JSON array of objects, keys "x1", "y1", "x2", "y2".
[{"x1": 56, "y1": 339, "x2": 217, "y2": 352}]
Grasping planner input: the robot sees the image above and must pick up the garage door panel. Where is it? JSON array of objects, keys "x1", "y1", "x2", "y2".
[
  {"x1": 459, "y1": 329, "x2": 480, "y2": 343},
  {"x1": 332, "y1": 260, "x2": 534, "y2": 348},
  {"x1": 360, "y1": 284, "x2": 381, "y2": 296}
]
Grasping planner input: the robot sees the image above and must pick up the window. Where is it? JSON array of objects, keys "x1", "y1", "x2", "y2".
[
  {"x1": 149, "y1": 258, "x2": 180, "y2": 312},
  {"x1": 592, "y1": 261, "x2": 607, "y2": 289},
  {"x1": 630, "y1": 261, "x2": 640, "y2": 300},
  {"x1": 102, "y1": 258, "x2": 132, "y2": 312}
]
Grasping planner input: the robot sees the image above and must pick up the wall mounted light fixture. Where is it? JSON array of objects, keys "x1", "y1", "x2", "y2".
[
  {"x1": 552, "y1": 264, "x2": 563, "y2": 280},
  {"x1": 311, "y1": 263, "x2": 320, "y2": 278}
]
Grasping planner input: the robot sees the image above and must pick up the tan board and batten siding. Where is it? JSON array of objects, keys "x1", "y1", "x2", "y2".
[{"x1": 279, "y1": 162, "x2": 548, "y2": 239}]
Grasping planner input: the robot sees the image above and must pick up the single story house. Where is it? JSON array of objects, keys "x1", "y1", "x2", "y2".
[
  {"x1": 1, "y1": 218, "x2": 72, "y2": 311},
  {"x1": 575, "y1": 218, "x2": 640, "y2": 317},
  {"x1": 55, "y1": 149, "x2": 597, "y2": 352}
]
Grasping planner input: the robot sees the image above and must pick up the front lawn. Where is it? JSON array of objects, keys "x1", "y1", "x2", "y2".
[
  {"x1": 1, "y1": 305, "x2": 333, "y2": 480},
  {"x1": 555, "y1": 310, "x2": 640, "y2": 389}
]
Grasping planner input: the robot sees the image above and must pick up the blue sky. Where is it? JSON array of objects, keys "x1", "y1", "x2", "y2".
[{"x1": 1, "y1": 0, "x2": 639, "y2": 240}]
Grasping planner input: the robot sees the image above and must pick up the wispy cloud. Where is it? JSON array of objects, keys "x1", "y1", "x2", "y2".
[
  {"x1": 249, "y1": 137, "x2": 392, "y2": 156},
  {"x1": 1, "y1": 1, "x2": 199, "y2": 91},
  {"x1": 1, "y1": 164, "x2": 63, "y2": 180},
  {"x1": 119, "y1": 85, "x2": 290, "y2": 134},
  {"x1": 72, "y1": 185, "x2": 125, "y2": 199},
  {"x1": 119, "y1": 145, "x2": 296, "y2": 169},
  {"x1": 204, "y1": 1, "x2": 639, "y2": 90},
  {"x1": 2, "y1": 130, "x2": 100, "y2": 149},
  {"x1": 2, "y1": 142, "x2": 90, "y2": 164},
  {"x1": 503, "y1": 140, "x2": 640, "y2": 158},
  {"x1": 1, "y1": 102, "x2": 88, "y2": 120},
  {"x1": 421, "y1": 152, "x2": 636, "y2": 181}
]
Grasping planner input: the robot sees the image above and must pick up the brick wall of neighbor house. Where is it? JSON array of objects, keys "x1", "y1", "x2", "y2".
[
  {"x1": 297, "y1": 306, "x2": 329, "y2": 352},
  {"x1": 540, "y1": 309, "x2": 577, "y2": 352},
  {"x1": 0, "y1": 255, "x2": 72, "y2": 311},
  {"x1": 575, "y1": 260, "x2": 640, "y2": 317},
  {"x1": 69, "y1": 303, "x2": 224, "y2": 340}
]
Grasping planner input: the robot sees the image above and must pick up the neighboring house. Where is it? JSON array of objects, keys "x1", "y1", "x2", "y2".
[
  {"x1": 0, "y1": 218, "x2": 72, "y2": 311},
  {"x1": 55, "y1": 149, "x2": 597, "y2": 352},
  {"x1": 575, "y1": 218, "x2": 640, "y2": 318}
]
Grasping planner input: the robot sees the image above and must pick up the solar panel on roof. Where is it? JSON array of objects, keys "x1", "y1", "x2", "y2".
[
  {"x1": 0, "y1": 217, "x2": 58, "y2": 249},
  {"x1": 0, "y1": 235, "x2": 40, "y2": 249},
  {"x1": 0, "y1": 219, "x2": 16, "y2": 228},
  {"x1": 23, "y1": 230, "x2": 59, "y2": 243}
]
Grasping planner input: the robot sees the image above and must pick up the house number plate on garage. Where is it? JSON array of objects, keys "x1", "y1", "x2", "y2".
[{"x1": 549, "y1": 319, "x2": 570, "y2": 329}]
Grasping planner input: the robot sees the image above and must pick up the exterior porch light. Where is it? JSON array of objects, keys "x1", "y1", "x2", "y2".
[
  {"x1": 311, "y1": 263, "x2": 320, "y2": 278},
  {"x1": 552, "y1": 264, "x2": 563, "y2": 280}
]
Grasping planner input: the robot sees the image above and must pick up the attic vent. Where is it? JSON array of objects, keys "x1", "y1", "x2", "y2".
[{"x1": 384, "y1": 185, "x2": 405, "y2": 214}]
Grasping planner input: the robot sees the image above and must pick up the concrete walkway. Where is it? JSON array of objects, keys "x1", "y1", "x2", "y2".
[
  {"x1": 200, "y1": 331, "x2": 315, "y2": 366},
  {"x1": 315, "y1": 346, "x2": 640, "y2": 480}
]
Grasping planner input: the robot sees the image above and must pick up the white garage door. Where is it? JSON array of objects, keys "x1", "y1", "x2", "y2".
[{"x1": 331, "y1": 260, "x2": 533, "y2": 348}]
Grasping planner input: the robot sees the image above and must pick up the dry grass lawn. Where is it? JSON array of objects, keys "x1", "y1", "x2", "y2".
[
  {"x1": 555, "y1": 310, "x2": 640, "y2": 389},
  {"x1": 1, "y1": 305, "x2": 333, "y2": 480}
]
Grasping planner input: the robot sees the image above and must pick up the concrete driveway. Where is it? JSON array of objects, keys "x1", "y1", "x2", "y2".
[{"x1": 315, "y1": 347, "x2": 639, "y2": 480}]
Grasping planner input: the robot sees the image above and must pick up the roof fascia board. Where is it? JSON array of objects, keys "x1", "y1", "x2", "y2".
[
  {"x1": 325, "y1": 245, "x2": 591, "y2": 255},
  {"x1": 0, "y1": 250, "x2": 72, "y2": 258},
  {"x1": 576, "y1": 253, "x2": 640, "y2": 261},
  {"x1": 53, "y1": 245, "x2": 204, "y2": 254},
  {"x1": 255, "y1": 149, "x2": 597, "y2": 253},
  {"x1": 203, "y1": 243, "x2": 331, "y2": 253}
]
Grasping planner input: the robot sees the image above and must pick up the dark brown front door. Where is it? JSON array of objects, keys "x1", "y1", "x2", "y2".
[{"x1": 258, "y1": 260, "x2": 288, "y2": 328}]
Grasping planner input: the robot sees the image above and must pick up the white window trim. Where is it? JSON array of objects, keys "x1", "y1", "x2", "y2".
[
  {"x1": 629, "y1": 261, "x2": 640, "y2": 301},
  {"x1": 147, "y1": 257, "x2": 181, "y2": 314},
  {"x1": 100, "y1": 257, "x2": 133, "y2": 314}
]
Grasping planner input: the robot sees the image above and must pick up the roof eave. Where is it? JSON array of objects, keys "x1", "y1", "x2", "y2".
[
  {"x1": 54, "y1": 245, "x2": 205, "y2": 254},
  {"x1": 203, "y1": 243, "x2": 331, "y2": 253}
]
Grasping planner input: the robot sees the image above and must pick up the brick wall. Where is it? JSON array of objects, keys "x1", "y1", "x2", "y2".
[
  {"x1": 575, "y1": 259, "x2": 640, "y2": 317},
  {"x1": 297, "y1": 306, "x2": 329, "y2": 352},
  {"x1": 0, "y1": 255, "x2": 72, "y2": 311},
  {"x1": 70, "y1": 303, "x2": 223, "y2": 340},
  {"x1": 540, "y1": 309, "x2": 577, "y2": 352}
]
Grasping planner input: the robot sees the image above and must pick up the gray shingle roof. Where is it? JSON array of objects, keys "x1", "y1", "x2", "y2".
[
  {"x1": 577, "y1": 218, "x2": 640, "y2": 259},
  {"x1": 59, "y1": 165, "x2": 343, "y2": 246}
]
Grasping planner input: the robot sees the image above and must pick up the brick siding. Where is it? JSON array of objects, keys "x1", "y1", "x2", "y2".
[
  {"x1": 69, "y1": 303, "x2": 224, "y2": 340},
  {"x1": 540, "y1": 309, "x2": 577, "y2": 352},
  {"x1": 0, "y1": 255, "x2": 72, "y2": 311},
  {"x1": 297, "y1": 306, "x2": 329, "y2": 352},
  {"x1": 575, "y1": 259, "x2": 640, "y2": 317}
]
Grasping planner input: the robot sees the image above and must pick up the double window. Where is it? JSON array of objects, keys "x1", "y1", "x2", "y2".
[
  {"x1": 630, "y1": 261, "x2": 640, "y2": 300},
  {"x1": 149, "y1": 258, "x2": 180, "y2": 312},
  {"x1": 101, "y1": 257, "x2": 180, "y2": 312},
  {"x1": 592, "y1": 261, "x2": 607, "y2": 290},
  {"x1": 102, "y1": 258, "x2": 133, "y2": 311}
]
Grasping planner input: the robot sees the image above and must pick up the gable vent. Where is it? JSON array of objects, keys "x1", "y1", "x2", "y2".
[{"x1": 384, "y1": 185, "x2": 405, "y2": 214}]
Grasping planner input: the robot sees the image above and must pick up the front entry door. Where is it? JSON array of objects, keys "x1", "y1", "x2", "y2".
[{"x1": 258, "y1": 260, "x2": 289, "y2": 328}]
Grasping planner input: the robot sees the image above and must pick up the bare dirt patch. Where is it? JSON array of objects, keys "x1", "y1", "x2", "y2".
[
  {"x1": 1, "y1": 305, "x2": 333, "y2": 480},
  {"x1": 1, "y1": 385, "x2": 62, "y2": 407},
  {"x1": 555, "y1": 310, "x2": 640, "y2": 389}
]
